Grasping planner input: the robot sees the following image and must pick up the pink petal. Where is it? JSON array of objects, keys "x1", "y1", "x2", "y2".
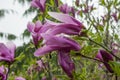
[
  {"x1": 6, "y1": 42, "x2": 16, "y2": 59},
  {"x1": 27, "y1": 22, "x2": 35, "y2": 32},
  {"x1": 41, "y1": 34, "x2": 80, "y2": 51},
  {"x1": 0, "y1": 43, "x2": 9, "y2": 55},
  {"x1": 58, "y1": 51, "x2": 75, "y2": 78},
  {"x1": 34, "y1": 45, "x2": 56, "y2": 57},
  {"x1": 49, "y1": 24, "x2": 81, "y2": 35},
  {"x1": 48, "y1": 12, "x2": 81, "y2": 25},
  {"x1": 40, "y1": 0, "x2": 46, "y2": 10},
  {"x1": 31, "y1": 1, "x2": 39, "y2": 8},
  {"x1": 35, "y1": 20, "x2": 42, "y2": 28}
]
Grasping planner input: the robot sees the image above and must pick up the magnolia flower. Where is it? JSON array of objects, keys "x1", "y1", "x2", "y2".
[
  {"x1": 48, "y1": 12, "x2": 84, "y2": 35},
  {"x1": 111, "y1": 12, "x2": 118, "y2": 22},
  {"x1": 59, "y1": 4, "x2": 75, "y2": 17},
  {"x1": 34, "y1": 34, "x2": 80, "y2": 56},
  {"x1": 32, "y1": 12, "x2": 82, "y2": 78},
  {"x1": 36, "y1": 60, "x2": 45, "y2": 71},
  {"x1": 15, "y1": 77, "x2": 26, "y2": 80},
  {"x1": 82, "y1": 5, "x2": 93, "y2": 13},
  {"x1": 0, "y1": 42, "x2": 16, "y2": 62},
  {"x1": 58, "y1": 51, "x2": 75, "y2": 78},
  {"x1": 0, "y1": 65, "x2": 8, "y2": 80},
  {"x1": 34, "y1": 34, "x2": 80, "y2": 78},
  {"x1": 31, "y1": 0, "x2": 46, "y2": 12},
  {"x1": 96, "y1": 50, "x2": 114, "y2": 73},
  {"x1": 27, "y1": 21, "x2": 43, "y2": 46},
  {"x1": 27, "y1": 20, "x2": 55, "y2": 47}
]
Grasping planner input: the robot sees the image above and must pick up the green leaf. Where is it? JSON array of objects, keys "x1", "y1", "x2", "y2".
[
  {"x1": 22, "y1": 29, "x2": 30, "y2": 38},
  {"x1": 15, "y1": 52, "x2": 25, "y2": 62},
  {"x1": 7, "y1": 34, "x2": 17, "y2": 40},
  {"x1": 0, "y1": 32, "x2": 3, "y2": 37},
  {"x1": 109, "y1": 61, "x2": 120, "y2": 76}
]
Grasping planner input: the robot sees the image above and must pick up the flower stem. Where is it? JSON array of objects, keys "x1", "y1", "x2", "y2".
[
  {"x1": 115, "y1": 75, "x2": 118, "y2": 80},
  {"x1": 76, "y1": 53, "x2": 104, "y2": 63}
]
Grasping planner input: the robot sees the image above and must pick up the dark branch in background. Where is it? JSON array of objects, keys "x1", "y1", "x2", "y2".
[
  {"x1": 76, "y1": 53, "x2": 104, "y2": 63},
  {"x1": 88, "y1": 37, "x2": 120, "y2": 60}
]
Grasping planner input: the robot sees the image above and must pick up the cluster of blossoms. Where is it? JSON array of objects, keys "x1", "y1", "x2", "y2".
[
  {"x1": 28, "y1": 0, "x2": 85, "y2": 79},
  {"x1": 0, "y1": 0, "x2": 118, "y2": 79},
  {"x1": 27, "y1": 12, "x2": 84, "y2": 78},
  {"x1": 96, "y1": 50, "x2": 114, "y2": 73},
  {"x1": 28, "y1": 0, "x2": 116, "y2": 79},
  {"x1": 0, "y1": 66, "x2": 8, "y2": 80},
  {"x1": 0, "y1": 42, "x2": 25, "y2": 80}
]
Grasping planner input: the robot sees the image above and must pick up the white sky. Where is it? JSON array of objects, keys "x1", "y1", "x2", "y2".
[
  {"x1": 0, "y1": 0, "x2": 36, "y2": 46},
  {"x1": 0, "y1": 0, "x2": 35, "y2": 36}
]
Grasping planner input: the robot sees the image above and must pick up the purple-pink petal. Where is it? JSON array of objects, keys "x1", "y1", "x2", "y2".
[
  {"x1": 59, "y1": 4, "x2": 71, "y2": 13},
  {"x1": 34, "y1": 34, "x2": 80, "y2": 57},
  {"x1": 0, "y1": 42, "x2": 15, "y2": 62},
  {"x1": 6, "y1": 42, "x2": 16, "y2": 59},
  {"x1": 48, "y1": 23, "x2": 82, "y2": 35},
  {"x1": 59, "y1": 3, "x2": 75, "y2": 17},
  {"x1": 40, "y1": 0, "x2": 46, "y2": 10},
  {"x1": 41, "y1": 34, "x2": 80, "y2": 51},
  {"x1": 27, "y1": 22, "x2": 35, "y2": 32},
  {"x1": 31, "y1": 0, "x2": 46, "y2": 12},
  {"x1": 58, "y1": 51, "x2": 75, "y2": 78},
  {"x1": 34, "y1": 45, "x2": 56, "y2": 56},
  {"x1": 0, "y1": 65, "x2": 8, "y2": 80},
  {"x1": 48, "y1": 12, "x2": 82, "y2": 26},
  {"x1": 34, "y1": 21, "x2": 42, "y2": 32},
  {"x1": 96, "y1": 50, "x2": 114, "y2": 73},
  {"x1": 37, "y1": 60, "x2": 44, "y2": 68},
  {"x1": 31, "y1": 1, "x2": 39, "y2": 8}
]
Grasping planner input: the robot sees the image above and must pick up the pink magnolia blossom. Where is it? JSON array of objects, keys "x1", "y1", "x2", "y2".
[
  {"x1": 59, "y1": 4, "x2": 75, "y2": 17},
  {"x1": 82, "y1": 5, "x2": 93, "y2": 13},
  {"x1": 36, "y1": 60, "x2": 45, "y2": 71},
  {"x1": 27, "y1": 20, "x2": 55, "y2": 47},
  {"x1": 0, "y1": 42, "x2": 16, "y2": 62},
  {"x1": 48, "y1": 12, "x2": 84, "y2": 35},
  {"x1": 58, "y1": 51, "x2": 75, "y2": 78},
  {"x1": 96, "y1": 50, "x2": 114, "y2": 73},
  {"x1": 27, "y1": 21, "x2": 43, "y2": 47},
  {"x1": 34, "y1": 34, "x2": 80, "y2": 56},
  {"x1": 111, "y1": 12, "x2": 118, "y2": 22},
  {"x1": 34, "y1": 34, "x2": 80, "y2": 78},
  {"x1": 0, "y1": 65, "x2": 8, "y2": 80},
  {"x1": 32, "y1": 12, "x2": 83, "y2": 78},
  {"x1": 31, "y1": 0, "x2": 46, "y2": 12}
]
